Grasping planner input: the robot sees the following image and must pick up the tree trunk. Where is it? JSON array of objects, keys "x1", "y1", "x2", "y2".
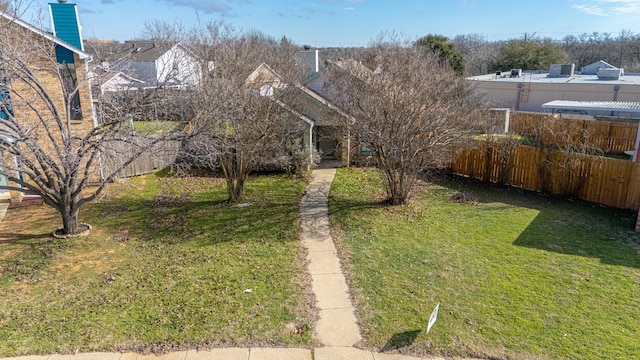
[
  {"x1": 222, "y1": 145, "x2": 248, "y2": 202},
  {"x1": 61, "y1": 205, "x2": 80, "y2": 235},
  {"x1": 389, "y1": 191, "x2": 406, "y2": 205},
  {"x1": 227, "y1": 176, "x2": 246, "y2": 202},
  {"x1": 384, "y1": 168, "x2": 409, "y2": 205}
]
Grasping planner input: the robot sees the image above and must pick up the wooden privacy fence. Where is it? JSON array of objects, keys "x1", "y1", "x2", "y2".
[
  {"x1": 509, "y1": 112, "x2": 638, "y2": 153},
  {"x1": 102, "y1": 137, "x2": 181, "y2": 178},
  {"x1": 450, "y1": 141, "x2": 640, "y2": 210}
]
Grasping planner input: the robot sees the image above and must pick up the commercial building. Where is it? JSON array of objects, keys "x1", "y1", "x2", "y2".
[{"x1": 467, "y1": 61, "x2": 640, "y2": 118}]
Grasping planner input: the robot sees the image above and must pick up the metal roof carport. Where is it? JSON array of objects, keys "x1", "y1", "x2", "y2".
[{"x1": 542, "y1": 101, "x2": 640, "y2": 161}]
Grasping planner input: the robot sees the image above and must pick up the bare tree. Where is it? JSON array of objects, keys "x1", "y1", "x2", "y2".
[
  {"x1": 139, "y1": 19, "x2": 188, "y2": 43},
  {"x1": 0, "y1": 0, "x2": 11, "y2": 14},
  {"x1": 453, "y1": 33, "x2": 498, "y2": 76},
  {"x1": 0, "y1": 11, "x2": 181, "y2": 235},
  {"x1": 181, "y1": 24, "x2": 307, "y2": 202},
  {"x1": 324, "y1": 38, "x2": 486, "y2": 204},
  {"x1": 561, "y1": 30, "x2": 640, "y2": 72}
]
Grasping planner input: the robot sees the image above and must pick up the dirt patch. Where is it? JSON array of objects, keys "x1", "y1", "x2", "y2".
[{"x1": 451, "y1": 192, "x2": 480, "y2": 205}]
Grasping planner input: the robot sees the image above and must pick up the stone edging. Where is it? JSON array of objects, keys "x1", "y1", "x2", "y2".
[{"x1": 52, "y1": 223, "x2": 92, "y2": 239}]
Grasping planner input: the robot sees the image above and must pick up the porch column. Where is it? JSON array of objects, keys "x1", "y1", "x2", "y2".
[
  {"x1": 303, "y1": 124, "x2": 313, "y2": 170},
  {"x1": 342, "y1": 130, "x2": 350, "y2": 167}
]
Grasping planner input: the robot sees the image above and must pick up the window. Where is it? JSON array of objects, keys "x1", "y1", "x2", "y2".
[
  {"x1": 359, "y1": 144, "x2": 373, "y2": 156},
  {"x1": 0, "y1": 88, "x2": 12, "y2": 120},
  {"x1": 0, "y1": 63, "x2": 13, "y2": 120},
  {"x1": 59, "y1": 63, "x2": 82, "y2": 121},
  {"x1": 358, "y1": 134, "x2": 373, "y2": 156}
]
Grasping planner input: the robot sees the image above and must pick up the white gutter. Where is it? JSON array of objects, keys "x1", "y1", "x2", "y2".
[
  {"x1": 309, "y1": 123, "x2": 314, "y2": 167},
  {"x1": 0, "y1": 11, "x2": 90, "y2": 60},
  {"x1": 271, "y1": 97, "x2": 315, "y2": 168}
]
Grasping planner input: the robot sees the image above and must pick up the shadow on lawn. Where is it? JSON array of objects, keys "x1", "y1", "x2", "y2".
[
  {"x1": 92, "y1": 190, "x2": 303, "y2": 246},
  {"x1": 328, "y1": 191, "x2": 389, "y2": 219},
  {"x1": 444, "y1": 175, "x2": 640, "y2": 269},
  {"x1": 0, "y1": 233, "x2": 51, "y2": 244},
  {"x1": 380, "y1": 330, "x2": 421, "y2": 353},
  {"x1": 0, "y1": 208, "x2": 59, "y2": 245},
  {"x1": 512, "y1": 212, "x2": 640, "y2": 269}
]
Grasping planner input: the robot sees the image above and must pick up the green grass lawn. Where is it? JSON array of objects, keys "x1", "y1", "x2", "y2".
[
  {"x1": 0, "y1": 172, "x2": 314, "y2": 357},
  {"x1": 329, "y1": 167, "x2": 640, "y2": 360},
  {"x1": 132, "y1": 120, "x2": 185, "y2": 135}
]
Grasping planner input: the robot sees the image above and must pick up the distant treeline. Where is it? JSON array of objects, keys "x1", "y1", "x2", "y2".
[
  {"x1": 452, "y1": 31, "x2": 640, "y2": 76},
  {"x1": 85, "y1": 28, "x2": 640, "y2": 78}
]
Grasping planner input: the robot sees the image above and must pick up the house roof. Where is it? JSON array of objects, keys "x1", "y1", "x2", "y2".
[
  {"x1": 542, "y1": 100, "x2": 640, "y2": 114},
  {"x1": 305, "y1": 58, "x2": 373, "y2": 84},
  {"x1": 97, "y1": 71, "x2": 145, "y2": 86},
  {"x1": 295, "y1": 83, "x2": 355, "y2": 122},
  {"x1": 90, "y1": 71, "x2": 146, "y2": 97},
  {"x1": 333, "y1": 59, "x2": 373, "y2": 80},
  {"x1": 122, "y1": 41, "x2": 170, "y2": 61},
  {"x1": 91, "y1": 40, "x2": 178, "y2": 62},
  {"x1": 591, "y1": 60, "x2": 616, "y2": 69},
  {"x1": 582, "y1": 60, "x2": 616, "y2": 70},
  {"x1": 245, "y1": 63, "x2": 285, "y2": 90},
  {"x1": 0, "y1": 11, "x2": 90, "y2": 60},
  {"x1": 104, "y1": 41, "x2": 200, "y2": 63},
  {"x1": 273, "y1": 97, "x2": 314, "y2": 127},
  {"x1": 298, "y1": 59, "x2": 364, "y2": 124}
]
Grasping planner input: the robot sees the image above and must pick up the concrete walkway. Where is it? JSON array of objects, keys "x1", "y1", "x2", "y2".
[
  {"x1": 1, "y1": 167, "x2": 467, "y2": 360},
  {"x1": 1, "y1": 348, "x2": 441, "y2": 360},
  {"x1": 300, "y1": 167, "x2": 362, "y2": 347}
]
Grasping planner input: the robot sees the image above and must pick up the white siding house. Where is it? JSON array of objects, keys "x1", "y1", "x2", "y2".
[
  {"x1": 91, "y1": 72, "x2": 145, "y2": 94},
  {"x1": 107, "y1": 41, "x2": 202, "y2": 89},
  {"x1": 155, "y1": 44, "x2": 202, "y2": 88}
]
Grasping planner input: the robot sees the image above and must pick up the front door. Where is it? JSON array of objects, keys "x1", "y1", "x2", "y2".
[
  {"x1": 317, "y1": 137, "x2": 337, "y2": 158},
  {"x1": 315, "y1": 126, "x2": 338, "y2": 159}
]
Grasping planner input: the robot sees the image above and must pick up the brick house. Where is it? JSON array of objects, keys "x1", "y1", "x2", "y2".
[
  {"x1": 294, "y1": 52, "x2": 373, "y2": 165},
  {"x1": 0, "y1": 1, "x2": 96, "y2": 204},
  {"x1": 244, "y1": 59, "x2": 357, "y2": 166}
]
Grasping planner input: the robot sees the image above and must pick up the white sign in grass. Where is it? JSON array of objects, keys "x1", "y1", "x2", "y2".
[{"x1": 427, "y1": 302, "x2": 440, "y2": 334}]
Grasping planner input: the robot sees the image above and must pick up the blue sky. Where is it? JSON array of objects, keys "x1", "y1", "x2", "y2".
[{"x1": 25, "y1": 0, "x2": 640, "y2": 46}]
